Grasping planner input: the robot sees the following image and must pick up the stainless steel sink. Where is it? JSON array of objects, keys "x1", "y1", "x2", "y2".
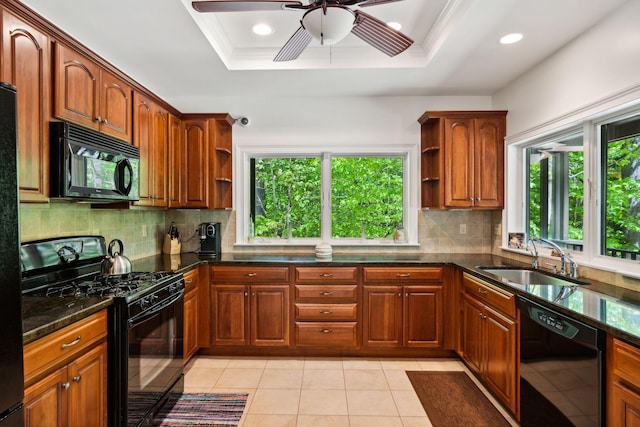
[{"x1": 478, "y1": 267, "x2": 588, "y2": 287}]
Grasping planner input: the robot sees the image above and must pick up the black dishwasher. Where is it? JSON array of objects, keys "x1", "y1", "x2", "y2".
[{"x1": 517, "y1": 296, "x2": 605, "y2": 427}]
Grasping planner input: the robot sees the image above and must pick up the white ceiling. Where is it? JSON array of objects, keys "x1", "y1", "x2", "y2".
[{"x1": 20, "y1": 0, "x2": 628, "y2": 112}]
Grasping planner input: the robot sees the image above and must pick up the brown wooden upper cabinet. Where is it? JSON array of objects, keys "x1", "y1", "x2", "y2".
[
  {"x1": 418, "y1": 111, "x2": 507, "y2": 209},
  {"x1": 54, "y1": 43, "x2": 132, "y2": 142},
  {"x1": 168, "y1": 114, "x2": 184, "y2": 208},
  {"x1": 181, "y1": 115, "x2": 233, "y2": 209},
  {"x1": 1, "y1": 9, "x2": 50, "y2": 203},
  {"x1": 133, "y1": 92, "x2": 168, "y2": 207}
]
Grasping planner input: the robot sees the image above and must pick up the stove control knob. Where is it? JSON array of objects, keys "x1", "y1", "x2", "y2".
[
  {"x1": 150, "y1": 294, "x2": 159, "y2": 303},
  {"x1": 139, "y1": 297, "x2": 150, "y2": 310}
]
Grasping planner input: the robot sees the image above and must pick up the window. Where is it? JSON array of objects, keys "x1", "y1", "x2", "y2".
[
  {"x1": 526, "y1": 134, "x2": 584, "y2": 251},
  {"x1": 249, "y1": 154, "x2": 406, "y2": 243},
  {"x1": 509, "y1": 107, "x2": 640, "y2": 272},
  {"x1": 601, "y1": 115, "x2": 640, "y2": 261}
]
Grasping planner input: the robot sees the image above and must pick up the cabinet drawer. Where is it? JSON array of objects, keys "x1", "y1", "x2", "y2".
[
  {"x1": 23, "y1": 310, "x2": 107, "y2": 386},
  {"x1": 295, "y1": 267, "x2": 358, "y2": 284},
  {"x1": 212, "y1": 266, "x2": 290, "y2": 283},
  {"x1": 295, "y1": 284, "x2": 358, "y2": 301},
  {"x1": 363, "y1": 267, "x2": 443, "y2": 282},
  {"x1": 295, "y1": 322, "x2": 358, "y2": 347},
  {"x1": 183, "y1": 268, "x2": 199, "y2": 293},
  {"x1": 611, "y1": 338, "x2": 640, "y2": 386},
  {"x1": 463, "y1": 273, "x2": 515, "y2": 318},
  {"x1": 295, "y1": 303, "x2": 357, "y2": 321}
]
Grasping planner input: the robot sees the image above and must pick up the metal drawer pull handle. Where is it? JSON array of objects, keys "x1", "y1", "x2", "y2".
[
  {"x1": 61, "y1": 335, "x2": 82, "y2": 349},
  {"x1": 320, "y1": 329, "x2": 333, "y2": 333},
  {"x1": 319, "y1": 310, "x2": 333, "y2": 314},
  {"x1": 319, "y1": 291, "x2": 334, "y2": 296},
  {"x1": 185, "y1": 279, "x2": 193, "y2": 284},
  {"x1": 244, "y1": 273, "x2": 257, "y2": 277},
  {"x1": 396, "y1": 273, "x2": 411, "y2": 277},
  {"x1": 477, "y1": 288, "x2": 488, "y2": 295},
  {"x1": 319, "y1": 273, "x2": 334, "y2": 277},
  {"x1": 73, "y1": 375, "x2": 81, "y2": 383},
  {"x1": 62, "y1": 382, "x2": 70, "y2": 390}
]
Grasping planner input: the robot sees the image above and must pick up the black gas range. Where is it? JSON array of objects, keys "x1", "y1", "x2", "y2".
[{"x1": 21, "y1": 236, "x2": 185, "y2": 427}]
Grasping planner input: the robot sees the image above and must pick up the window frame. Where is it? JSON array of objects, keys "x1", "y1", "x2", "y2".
[
  {"x1": 505, "y1": 104, "x2": 640, "y2": 278},
  {"x1": 235, "y1": 143, "x2": 418, "y2": 247}
]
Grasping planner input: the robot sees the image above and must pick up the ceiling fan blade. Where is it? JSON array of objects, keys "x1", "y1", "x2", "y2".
[
  {"x1": 351, "y1": 10, "x2": 413, "y2": 57},
  {"x1": 274, "y1": 26, "x2": 313, "y2": 62},
  {"x1": 192, "y1": 0, "x2": 304, "y2": 13},
  {"x1": 341, "y1": 0, "x2": 405, "y2": 6}
]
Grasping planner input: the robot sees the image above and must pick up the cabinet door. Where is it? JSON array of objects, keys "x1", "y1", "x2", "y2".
[
  {"x1": 484, "y1": 305, "x2": 517, "y2": 413},
  {"x1": 404, "y1": 286, "x2": 443, "y2": 347},
  {"x1": 67, "y1": 342, "x2": 107, "y2": 427},
  {"x1": 184, "y1": 289, "x2": 198, "y2": 362},
  {"x1": 2, "y1": 10, "x2": 50, "y2": 203},
  {"x1": 610, "y1": 382, "x2": 640, "y2": 427},
  {"x1": 212, "y1": 285, "x2": 248, "y2": 345},
  {"x1": 54, "y1": 43, "x2": 100, "y2": 131},
  {"x1": 23, "y1": 366, "x2": 67, "y2": 427},
  {"x1": 250, "y1": 285, "x2": 290, "y2": 346},
  {"x1": 98, "y1": 70, "x2": 132, "y2": 141},
  {"x1": 363, "y1": 286, "x2": 403, "y2": 347},
  {"x1": 133, "y1": 93, "x2": 153, "y2": 206},
  {"x1": 461, "y1": 294, "x2": 484, "y2": 374},
  {"x1": 183, "y1": 119, "x2": 209, "y2": 208},
  {"x1": 473, "y1": 116, "x2": 504, "y2": 208},
  {"x1": 168, "y1": 114, "x2": 184, "y2": 208},
  {"x1": 151, "y1": 104, "x2": 168, "y2": 206},
  {"x1": 444, "y1": 117, "x2": 474, "y2": 208}
]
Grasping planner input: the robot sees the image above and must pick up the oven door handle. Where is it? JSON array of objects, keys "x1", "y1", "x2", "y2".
[{"x1": 128, "y1": 289, "x2": 184, "y2": 328}]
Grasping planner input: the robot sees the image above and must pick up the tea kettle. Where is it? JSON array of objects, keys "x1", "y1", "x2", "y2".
[{"x1": 101, "y1": 239, "x2": 132, "y2": 275}]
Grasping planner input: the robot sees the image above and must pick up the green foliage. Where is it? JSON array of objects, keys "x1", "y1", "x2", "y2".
[
  {"x1": 605, "y1": 137, "x2": 640, "y2": 251},
  {"x1": 254, "y1": 158, "x2": 321, "y2": 238},
  {"x1": 331, "y1": 157, "x2": 403, "y2": 238},
  {"x1": 252, "y1": 156, "x2": 403, "y2": 240}
]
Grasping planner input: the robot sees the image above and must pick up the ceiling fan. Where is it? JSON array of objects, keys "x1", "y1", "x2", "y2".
[{"x1": 191, "y1": 0, "x2": 414, "y2": 62}]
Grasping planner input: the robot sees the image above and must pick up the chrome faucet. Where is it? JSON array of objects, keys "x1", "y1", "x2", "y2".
[{"x1": 529, "y1": 237, "x2": 579, "y2": 278}]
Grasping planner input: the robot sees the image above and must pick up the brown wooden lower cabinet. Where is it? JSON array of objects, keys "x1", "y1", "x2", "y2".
[
  {"x1": 461, "y1": 273, "x2": 517, "y2": 415},
  {"x1": 211, "y1": 284, "x2": 290, "y2": 347},
  {"x1": 608, "y1": 336, "x2": 640, "y2": 426},
  {"x1": 23, "y1": 311, "x2": 108, "y2": 427},
  {"x1": 184, "y1": 287, "x2": 198, "y2": 362}
]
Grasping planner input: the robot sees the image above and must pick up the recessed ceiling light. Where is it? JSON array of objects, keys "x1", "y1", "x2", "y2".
[
  {"x1": 387, "y1": 22, "x2": 402, "y2": 31},
  {"x1": 252, "y1": 24, "x2": 273, "y2": 36},
  {"x1": 500, "y1": 33, "x2": 523, "y2": 45}
]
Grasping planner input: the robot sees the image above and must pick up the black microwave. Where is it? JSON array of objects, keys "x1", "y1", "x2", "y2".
[{"x1": 50, "y1": 122, "x2": 140, "y2": 202}]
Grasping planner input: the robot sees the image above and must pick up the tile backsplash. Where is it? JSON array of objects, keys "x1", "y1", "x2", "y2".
[{"x1": 20, "y1": 202, "x2": 166, "y2": 260}]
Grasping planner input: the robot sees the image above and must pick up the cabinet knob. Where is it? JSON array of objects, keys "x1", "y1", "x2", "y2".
[
  {"x1": 61, "y1": 382, "x2": 70, "y2": 390},
  {"x1": 251, "y1": 292, "x2": 255, "y2": 297},
  {"x1": 244, "y1": 273, "x2": 257, "y2": 277},
  {"x1": 244, "y1": 291, "x2": 248, "y2": 297},
  {"x1": 319, "y1": 329, "x2": 333, "y2": 333},
  {"x1": 185, "y1": 279, "x2": 193, "y2": 284},
  {"x1": 477, "y1": 288, "x2": 488, "y2": 295},
  {"x1": 319, "y1": 291, "x2": 333, "y2": 296},
  {"x1": 95, "y1": 116, "x2": 102, "y2": 123},
  {"x1": 319, "y1": 273, "x2": 333, "y2": 277},
  {"x1": 398, "y1": 292, "x2": 402, "y2": 297},
  {"x1": 319, "y1": 310, "x2": 333, "y2": 315},
  {"x1": 73, "y1": 375, "x2": 81, "y2": 383},
  {"x1": 396, "y1": 273, "x2": 411, "y2": 277},
  {"x1": 102, "y1": 118, "x2": 108, "y2": 125}
]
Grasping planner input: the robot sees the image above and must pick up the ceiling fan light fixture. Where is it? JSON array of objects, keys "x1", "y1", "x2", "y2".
[
  {"x1": 500, "y1": 32, "x2": 523, "y2": 45},
  {"x1": 301, "y1": 6, "x2": 355, "y2": 45},
  {"x1": 387, "y1": 21, "x2": 402, "y2": 31}
]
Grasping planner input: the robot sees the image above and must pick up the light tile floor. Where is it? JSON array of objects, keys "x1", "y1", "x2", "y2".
[{"x1": 184, "y1": 356, "x2": 519, "y2": 427}]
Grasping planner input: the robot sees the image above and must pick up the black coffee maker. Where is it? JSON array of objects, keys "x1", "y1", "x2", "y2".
[{"x1": 199, "y1": 222, "x2": 221, "y2": 255}]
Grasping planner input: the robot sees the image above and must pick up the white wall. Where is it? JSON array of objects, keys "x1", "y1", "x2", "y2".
[{"x1": 493, "y1": 0, "x2": 640, "y2": 138}]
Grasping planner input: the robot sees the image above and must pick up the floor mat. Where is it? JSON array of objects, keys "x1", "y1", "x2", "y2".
[
  {"x1": 152, "y1": 392, "x2": 248, "y2": 426},
  {"x1": 406, "y1": 371, "x2": 511, "y2": 427}
]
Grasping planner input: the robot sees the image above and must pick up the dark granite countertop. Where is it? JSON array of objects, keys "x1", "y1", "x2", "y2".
[
  {"x1": 22, "y1": 296, "x2": 112, "y2": 345},
  {"x1": 28, "y1": 251, "x2": 640, "y2": 349}
]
